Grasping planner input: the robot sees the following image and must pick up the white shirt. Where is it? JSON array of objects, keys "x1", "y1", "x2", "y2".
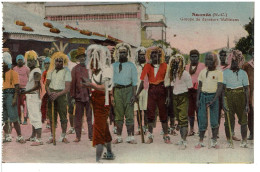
[
  {"x1": 171, "y1": 70, "x2": 193, "y2": 95},
  {"x1": 198, "y1": 68, "x2": 223, "y2": 93},
  {"x1": 91, "y1": 67, "x2": 113, "y2": 91},
  {"x1": 26, "y1": 68, "x2": 42, "y2": 93},
  {"x1": 154, "y1": 64, "x2": 159, "y2": 77},
  {"x1": 47, "y1": 68, "x2": 72, "y2": 90},
  {"x1": 135, "y1": 63, "x2": 145, "y2": 89}
]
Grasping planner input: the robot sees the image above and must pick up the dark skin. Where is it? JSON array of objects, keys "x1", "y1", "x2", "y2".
[
  {"x1": 44, "y1": 62, "x2": 50, "y2": 71},
  {"x1": 219, "y1": 52, "x2": 227, "y2": 66},
  {"x1": 82, "y1": 60, "x2": 107, "y2": 92},
  {"x1": 3, "y1": 63, "x2": 19, "y2": 106},
  {"x1": 135, "y1": 49, "x2": 169, "y2": 137},
  {"x1": 38, "y1": 58, "x2": 43, "y2": 69},
  {"x1": 20, "y1": 59, "x2": 42, "y2": 140},
  {"x1": 196, "y1": 56, "x2": 223, "y2": 108},
  {"x1": 119, "y1": 50, "x2": 128, "y2": 63},
  {"x1": 222, "y1": 59, "x2": 249, "y2": 113},
  {"x1": 45, "y1": 58, "x2": 71, "y2": 101},
  {"x1": 135, "y1": 50, "x2": 163, "y2": 102},
  {"x1": 166, "y1": 59, "x2": 179, "y2": 106},
  {"x1": 115, "y1": 49, "x2": 137, "y2": 105},
  {"x1": 20, "y1": 59, "x2": 41, "y2": 95},
  {"x1": 3, "y1": 63, "x2": 24, "y2": 141},
  {"x1": 190, "y1": 54, "x2": 199, "y2": 66},
  {"x1": 77, "y1": 54, "x2": 87, "y2": 66},
  {"x1": 17, "y1": 59, "x2": 24, "y2": 67},
  {"x1": 138, "y1": 52, "x2": 146, "y2": 64}
]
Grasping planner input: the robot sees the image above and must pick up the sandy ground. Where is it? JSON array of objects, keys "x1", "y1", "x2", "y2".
[{"x1": 2, "y1": 115, "x2": 254, "y2": 164}]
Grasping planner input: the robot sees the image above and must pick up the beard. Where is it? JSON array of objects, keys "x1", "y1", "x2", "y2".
[
  {"x1": 138, "y1": 59, "x2": 146, "y2": 64},
  {"x1": 231, "y1": 64, "x2": 239, "y2": 72},
  {"x1": 119, "y1": 56, "x2": 128, "y2": 63}
]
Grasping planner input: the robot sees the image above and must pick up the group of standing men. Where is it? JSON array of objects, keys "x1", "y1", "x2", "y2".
[
  {"x1": 2, "y1": 42, "x2": 254, "y2": 162},
  {"x1": 111, "y1": 44, "x2": 254, "y2": 150}
]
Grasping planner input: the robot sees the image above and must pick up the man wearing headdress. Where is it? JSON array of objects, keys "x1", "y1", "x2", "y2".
[
  {"x1": 195, "y1": 52, "x2": 223, "y2": 149},
  {"x1": 218, "y1": 49, "x2": 240, "y2": 141},
  {"x1": 41, "y1": 57, "x2": 51, "y2": 129},
  {"x1": 70, "y1": 47, "x2": 92, "y2": 142},
  {"x1": 21, "y1": 50, "x2": 43, "y2": 146},
  {"x1": 134, "y1": 47, "x2": 148, "y2": 135},
  {"x1": 185, "y1": 50, "x2": 205, "y2": 136},
  {"x1": 13, "y1": 54, "x2": 30, "y2": 125},
  {"x1": 45, "y1": 52, "x2": 71, "y2": 144},
  {"x1": 223, "y1": 50, "x2": 249, "y2": 148},
  {"x1": 111, "y1": 43, "x2": 138, "y2": 144},
  {"x1": 165, "y1": 54, "x2": 193, "y2": 149},
  {"x1": 82, "y1": 45, "x2": 115, "y2": 162},
  {"x1": 135, "y1": 46, "x2": 172, "y2": 144},
  {"x1": 242, "y1": 48, "x2": 254, "y2": 140},
  {"x1": 2, "y1": 52, "x2": 26, "y2": 144}
]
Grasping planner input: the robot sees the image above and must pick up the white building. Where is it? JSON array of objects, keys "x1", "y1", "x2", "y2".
[
  {"x1": 8, "y1": 2, "x2": 167, "y2": 48},
  {"x1": 45, "y1": 2, "x2": 166, "y2": 47}
]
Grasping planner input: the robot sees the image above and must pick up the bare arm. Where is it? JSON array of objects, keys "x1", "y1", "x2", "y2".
[
  {"x1": 83, "y1": 82, "x2": 105, "y2": 91},
  {"x1": 22, "y1": 72, "x2": 41, "y2": 94},
  {"x1": 130, "y1": 85, "x2": 137, "y2": 105},
  {"x1": 207, "y1": 82, "x2": 223, "y2": 107},
  {"x1": 136, "y1": 81, "x2": 144, "y2": 97},
  {"x1": 45, "y1": 79, "x2": 51, "y2": 96}
]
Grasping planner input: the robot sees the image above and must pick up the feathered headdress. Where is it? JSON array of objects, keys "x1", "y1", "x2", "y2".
[
  {"x1": 113, "y1": 43, "x2": 132, "y2": 62},
  {"x1": 87, "y1": 45, "x2": 112, "y2": 106},
  {"x1": 135, "y1": 46, "x2": 146, "y2": 64},
  {"x1": 145, "y1": 46, "x2": 165, "y2": 64},
  {"x1": 48, "y1": 52, "x2": 69, "y2": 73},
  {"x1": 24, "y1": 50, "x2": 39, "y2": 67},
  {"x1": 87, "y1": 44, "x2": 102, "y2": 70}
]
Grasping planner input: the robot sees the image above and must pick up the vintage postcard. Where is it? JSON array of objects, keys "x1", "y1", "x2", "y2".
[{"x1": 1, "y1": 0, "x2": 255, "y2": 168}]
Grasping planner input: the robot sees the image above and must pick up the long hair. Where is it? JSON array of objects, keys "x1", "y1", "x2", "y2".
[
  {"x1": 48, "y1": 52, "x2": 69, "y2": 73},
  {"x1": 24, "y1": 50, "x2": 39, "y2": 67},
  {"x1": 87, "y1": 45, "x2": 111, "y2": 70},
  {"x1": 167, "y1": 54, "x2": 185, "y2": 82},
  {"x1": 145, "y1": 46, "x2": 165, "y2": 64},
  {"x1": 113, "y1": 43, "x2": 132, "y2": 62},
  {"x1": 227, "y1": 49, "x2": 245, "y2": 68},
  {"x1": 135, "y1": 46, "x2": 146, "y2": 65}
]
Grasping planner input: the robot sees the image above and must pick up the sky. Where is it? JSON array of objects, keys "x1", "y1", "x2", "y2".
[{"x1": 144, "y1": 2, "x2": 254, "y2": 54}]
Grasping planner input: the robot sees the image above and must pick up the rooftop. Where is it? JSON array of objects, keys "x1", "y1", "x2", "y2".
[
  {"x1": 3, "y1": 2, "x2": 106, "y2": 41},
  {"x1": 45, "y1": 2, "x2": 145, "y2": 7}
]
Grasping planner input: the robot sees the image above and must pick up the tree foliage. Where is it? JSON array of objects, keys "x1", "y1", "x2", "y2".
[{"x1": 235, "y1": 18, "x2": 254, "y2": 54}]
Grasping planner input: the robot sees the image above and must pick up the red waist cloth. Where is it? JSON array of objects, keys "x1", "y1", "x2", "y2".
[{"x1": 91, "y1": 90, "x2": 112, "y2": 146}]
